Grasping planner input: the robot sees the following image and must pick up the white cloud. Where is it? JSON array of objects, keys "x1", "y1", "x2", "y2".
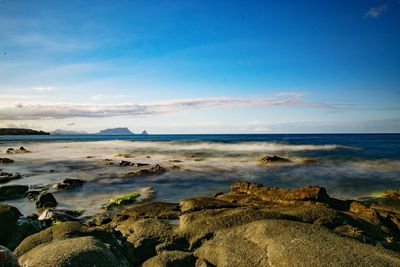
[
  {"x1": 274, "y1": 92, "x2": 307, "y2": 98},
  {"x1": 365, "y1": 4, "x2": 388, "y2": 18},
  {"x1": 0, "y1": 94, "x2": 326, "y2": 120}
]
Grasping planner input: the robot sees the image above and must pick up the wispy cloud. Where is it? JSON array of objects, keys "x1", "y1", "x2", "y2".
[
  {"x1": 0, "y1": 94, "x2": 326, "y2": 120},
  {"x1": 365, "y1": 4, "x2": 388, "y2": 18},
  {"x1": 32, "y1": 86, "x2": 54, "y2": 92}
]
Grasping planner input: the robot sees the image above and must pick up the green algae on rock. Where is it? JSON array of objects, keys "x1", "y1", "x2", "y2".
[{"x1": 102, "y1": 192, "x2": 140, "y2": 210}]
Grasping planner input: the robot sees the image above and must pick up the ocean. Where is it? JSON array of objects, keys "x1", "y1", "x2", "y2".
[{"x1": 1, "y1": 133, "x2": 399, "y2": 215}]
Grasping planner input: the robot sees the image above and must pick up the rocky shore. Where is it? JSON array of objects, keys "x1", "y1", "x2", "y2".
[{"x1": 1, "y1": 181, "x2": 400, "y2": 267}]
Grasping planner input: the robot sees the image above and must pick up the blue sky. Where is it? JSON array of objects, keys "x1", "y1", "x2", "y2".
[{"x1": 0, "y1": 0, "x2": 399, "y2": 133}]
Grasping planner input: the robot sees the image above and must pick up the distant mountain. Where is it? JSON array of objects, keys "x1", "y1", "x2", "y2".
[
  {"x1": 51, "y1": 129, "x2": 88, "y2": 135},
  {"x1": 97, "y1": 127, "x2": 134, "y2": 135},
  {"x1": 140, "y1": 130, "x2": 149, "y2": 135},
  {"x1": 0, "y1": 128, "x2": 50, "y2": 135}
]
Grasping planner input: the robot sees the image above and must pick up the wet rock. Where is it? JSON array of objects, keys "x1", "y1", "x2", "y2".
[
  {"x1": 180, "y1": 197, "x2": 238, "y2": 213},
  {"x1": 195, "y1": 219, "x2": 400, "y2": 267},
  {"x1": 102, "y1": 192, "x2": 140, "y2": 210},
  {"x1": 0, "y1": 158, "x2": 14, "y2": 164},
  {"x1": 36, "y1": 192, "x2": 57, "y2": 208},
  {"x1": 103, "y1": 159, "x2": 114, "y2": 165},
  {"x1": 0, "y1": 185, "x2": 29, "y2": 200},
  {"x1": 0, "y1": 205, "x2": 22, "y2": 245},
  {"x1": 0, "y1": 205, "x2": 41, "y2": 250},
  {"x1": 133, "y1": 162, "x2": 150, "y2": 167},
  {"x1": 0, "y1": 172, "x2": 21, "y2": 184},
  {"x1": 18, "y1": 236, "x2": 130, "y2": 267},
  {"x1": 0, "y1": 245, "x2": 19, "y2": 267},
  {"x1": 142, "y1": 251, "x2": 195, "y2": 267},
  {"x1": 138, "y1": 164, "x2": 166, "y2": 175},
  {"x1": 350, "y1": 201, "x2": 381, "y2": 225},
  {"x1": 260, "y1": 155, "x2": 290, "y2": 164},
  {"x1": 119, "y1": 160, "x2": 132, "y2": 167},
  {"x1": 113, "y1": 202, "x2": 180, "y2": 223},
  {"x1": 5, "y1": 147, "x2": 30, "y2": 154},
  {"x1": 155, "y1": 242, "x2": 186, "y2": 254},
  {"x1": 53, "y1": 178, "x2": 86, "y2": 190}
]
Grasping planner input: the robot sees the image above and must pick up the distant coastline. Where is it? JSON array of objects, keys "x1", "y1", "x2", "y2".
[{"x1": 0, "y1": 128, "x2": 50, "y2": 135}]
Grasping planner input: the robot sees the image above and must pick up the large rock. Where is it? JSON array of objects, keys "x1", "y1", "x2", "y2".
[
  {"x1": 195, "y1": 219, "x2": 400, "y2": 267},
  {"x1": 18, "y1": 236, "x2": 129, "y2": 267},
  {"x1": 0, "y1": 172, "x2": 21, "y2": 184},
  {"x1": 0, "y1": 185, "x2": 29, "y2": 200},
  {"x1": 0, "y1": 245, "x2": 18, "y2": 267}
]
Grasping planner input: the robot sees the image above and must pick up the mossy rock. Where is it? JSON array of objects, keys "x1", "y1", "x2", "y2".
[{"x1": 102, "y1": 192, "x2": 140, "y2": 210}]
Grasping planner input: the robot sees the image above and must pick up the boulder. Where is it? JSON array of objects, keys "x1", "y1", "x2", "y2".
[
  {"x1": 0, "y1": 245, "x2": 18, "y2": 267},
  {"x1": 14, "y1": 221, "x2": 131, "y2": 264},
  {"x1": 0, "y1": 185, "x2": 29, "y2": 200},
  {"x1": 0, "y1": 158, "x2": 14, "y2": 164},
  {"x1": 53, "y1": 178, "x2": 86, "y2": 190},
  {"x1": 0, "y1": 205, "x2": 22, "y2": 245},
  {"x1": 18, "y1": 236, "x2": 130, "y2": 267},
  {"x1": 142, "y1": 251, "x2": 195, "y2": 267},
  {"x1": 36, "y1": 192, "x2": 57, "y2": 208},
  {"x1": 195, "y1": 219, "x2": 400, "y2": 267}
]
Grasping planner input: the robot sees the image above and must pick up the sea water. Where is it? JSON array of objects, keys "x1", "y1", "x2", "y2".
[{"x1": 0, "y1": 134, "x2": 399, "y2": 215}]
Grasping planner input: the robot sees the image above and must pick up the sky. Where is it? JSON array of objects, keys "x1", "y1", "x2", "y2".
[{"x1": 0, "y1": 0, "x2": 399, "y2": 133}]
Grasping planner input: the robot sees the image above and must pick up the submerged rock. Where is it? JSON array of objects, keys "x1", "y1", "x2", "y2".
[
  {"x1": 5, "y1": 147, "x2": 30, "y2": 154},
  {"x1": 260, "y1": 155, "x2": 290, "y2": 164},
  {"x1": 0, "y1": 158, "x2": 14, "y2": 164},
  {"x1": 0, "y1": 172, "x2": 22, "y2": 184},
  {"x1": 36, "y1": 192, "x2": 57, "y2": 208},
  {"x1": 0, "y1": 185, "x2": 29, "y2": 200},
  {"x1": 53, "y1": 178, "x2": 86, "y2": 190}
]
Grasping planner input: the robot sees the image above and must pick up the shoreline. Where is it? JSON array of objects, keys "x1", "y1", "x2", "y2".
[{"x1": 1, "y1": 181, "x2": 400, "y2": 266}]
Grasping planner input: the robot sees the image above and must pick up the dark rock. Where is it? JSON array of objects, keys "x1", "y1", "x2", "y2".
[
  {"x1": 155, "y1": 242, "x2": 186, "y2": 254},
  {"x1": 119, "y1": 160, "x2": 132, "y2": 167},
  {"x1": 0, "y1": 205, "x2": 22, "y2": 245},
  {"x1": 213, "y1": 192, "x2": 224, "y2": 198},
  {"x1": 133, "y1": 162, "x2": 150, "y2": 167},
  {"x1": 138, "y1": 164, "x2": 166, "y2": 175},
  {"x1": 0, "y1": 205, "x2": 41, "y2": 250},
  {"x1": 260, "y1": 155, "x2": 291, "y2": 164},
  {"x1": 53, "y1": 178, "x2": 86, "y2": 190},
  {"x1": 0, "y1": 172, "x2": 21, "y2": 184},
  {"x1": 5, "y1": 148, "x2": 14, "y2": 154},
  {"x1": 0, "y1": 245, "x2": 19, "y2": 267},
  {"x1": 5, "y1": 147, "x2": 30, "y2": 154},
  {"x1": 0, "y1": 158, "x2": 14, "y2": 164},
  {"x1": 142, "y1": 251, "x2": 195, "y2": 267},
  {"x1": 36, "y1": 192, "x2": 57, "y2": 208},
  {"x1": 0, "y1": 185, "x2": 29, "y2": 200}
]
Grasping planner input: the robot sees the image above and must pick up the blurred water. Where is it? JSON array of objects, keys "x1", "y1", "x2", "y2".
[{"x1": 0, "y1": 134, "x2": 399, "y2": 215}]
